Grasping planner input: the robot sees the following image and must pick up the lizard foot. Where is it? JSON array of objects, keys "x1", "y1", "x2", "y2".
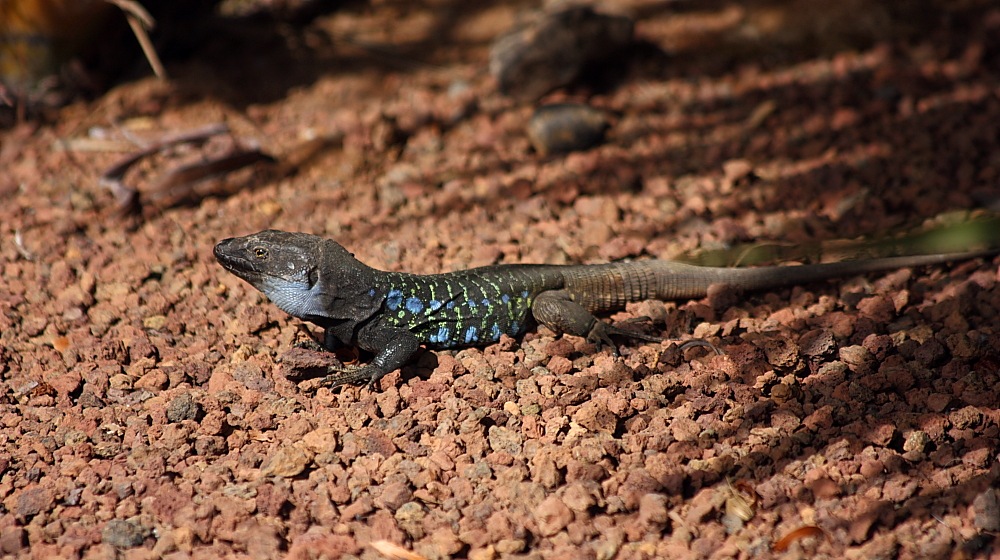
[
  {"x1": 320, "y1": 364, "x2": 372, "y2": 389},
  {"x1": 610, "y1": 317, "x2": 664, "y2": 341},
  {"x1": 591, "y1": 319, "x2": 665, "y2": 356},
  {"x1": 607, "y1": 318, "x2": 722, "y2": 356},
  {"x1": 320, "y1": 363, "x2": 396, "y2": 390}
]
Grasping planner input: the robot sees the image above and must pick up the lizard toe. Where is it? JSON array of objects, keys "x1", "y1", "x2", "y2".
[
  {"x1": 678, "y1": 338, "x2": 723, "y2": 355},
  {"x1": 586, "y1": 323, "x2": 620, "y2": 356}
]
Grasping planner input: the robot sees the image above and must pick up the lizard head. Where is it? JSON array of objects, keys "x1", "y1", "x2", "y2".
[{"x1": 214, "y1": 230, "x2": 346, "y2": 321}]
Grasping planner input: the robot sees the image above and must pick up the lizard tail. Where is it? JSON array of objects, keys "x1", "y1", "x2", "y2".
[
  {"x1": 689, "y1": 249, "x2": 997, "y2": 296},
  {"x1": 562, "y1": 249, "x2": 997, "y2": 312}
]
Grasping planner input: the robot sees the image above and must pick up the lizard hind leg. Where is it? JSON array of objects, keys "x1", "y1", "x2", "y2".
[
  {"x1": 532, "y1": 290, "x2": 721, "y2": 356},
  {"x1": 532, "y1": 289, "x2": 634, "y2": 355}
]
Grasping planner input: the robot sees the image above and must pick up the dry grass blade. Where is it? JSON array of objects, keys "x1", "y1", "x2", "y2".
[{"x1": 104, "y1": 0, "x2": 166, "y2": 79}]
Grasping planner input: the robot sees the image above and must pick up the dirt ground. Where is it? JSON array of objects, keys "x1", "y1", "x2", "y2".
[{"x1": 3, "y1": 1, "x2": 1000, "y2": 558}]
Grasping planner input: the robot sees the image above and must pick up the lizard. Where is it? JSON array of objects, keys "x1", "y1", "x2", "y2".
[{"x1": 214, "y1": 229, "x2": 996, "y2": 389}]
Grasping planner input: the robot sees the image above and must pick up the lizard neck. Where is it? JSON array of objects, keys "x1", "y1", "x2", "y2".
[{"x1": 305, "y1": 241, "x2": 386, "y2": 330}]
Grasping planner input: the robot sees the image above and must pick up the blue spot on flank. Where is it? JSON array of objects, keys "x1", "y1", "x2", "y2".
[
  {"x1": 464, "y1": 326, "x2": 478, "y2": 344},
  {"x1": 481, "y1": 298, "x2": 490, "y2": 307},
  {"x1": 510, "y1": 321, "x2": 520, "y2": 335},
  {"x1": 521, "y1": 290, "x2": 530, "y2": 299},
  {"x1": 428, "y1": 300, "x2": 442, "y2": 312},
  {"x1": 406, "y1": 297, "x2": 424, "y2": 314},
  {"x1": 468, "y1": 300, "x2": 477, "y2": 308},
  {"x1": 368, "y1": 288, "x2": 376, "y2": 297},
  {"x1": 386, "y1": 289, "x2": 403, "y2": 310},
  {"x1": 446, "y1": 301, "x2": 456, "y2": 309},
  {"x1": 491, "y1": 323, "x2": 501, "y2": 341},
  {"x1": 430, "y1": 326, "x2": 450, "y2": 344},
  {"x1": 501, "y1": 294, "x2": 510, "y2": 304}
]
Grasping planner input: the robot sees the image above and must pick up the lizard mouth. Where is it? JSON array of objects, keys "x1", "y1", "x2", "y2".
[{"x1": 214, "y1": 238, "x2": 258, "y2": 277}]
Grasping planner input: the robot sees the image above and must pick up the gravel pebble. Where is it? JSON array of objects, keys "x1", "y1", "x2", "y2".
[
  {"x1": 101, "y1": 519, "x2": 149, "y2": 548},
  {"x1": 489, "y1": 5, "x2": 633, "y2": 100},
  {"x1": 166, "y1": 392, "x2": 201, "y2": 422},
  {"x1": 535, "y1": 495, "x2": 574, "y2": 537}
]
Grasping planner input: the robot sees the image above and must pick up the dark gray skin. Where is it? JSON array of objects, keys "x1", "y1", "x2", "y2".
[{"x1": 214, "y1": 229, "x2": 996, "y2": 389}]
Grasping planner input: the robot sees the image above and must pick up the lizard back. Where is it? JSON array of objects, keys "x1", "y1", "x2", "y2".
[{"x1": 374, "y1": 265, "x2": 568, "y2": 348}]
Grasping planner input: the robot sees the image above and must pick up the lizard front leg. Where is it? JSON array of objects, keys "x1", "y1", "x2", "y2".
[{"x1": 320, "y1": 326, "x2": 420, "y2": 389}]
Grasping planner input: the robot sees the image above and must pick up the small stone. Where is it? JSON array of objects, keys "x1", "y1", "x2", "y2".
[
  {"x1": 859, "y1": 460, "x2": 885, "y2": 478},
  {"x1": 143, "y1": 314, "x2": 168, "y2": 330},
  {"x1": 800, "y1": 329, "x2": 836, "y2": 358},
  {"x1": 421, "y1": 527, "x2": 464, "y2": 557},
  {"x1": 375, "y1": 482, "x2": 413, "y2": 512},
  {"x1": 102, "y1": 519, "x2": 149, "y2": 548},
  {"x1": 0, "y1": 526, "x2": 26, "y2": 554},
  {"x1": 804, "y1": 469, "x2": 840, "y2": 499},
  {"x1": 913, "y1": 339, "x2": 948, "y2": 367},
  {"x1": 974, "y1": 489, "x2": 1000, "y2": 532},
  {"x1": 301, "y1": 428, "x2": 338, "y2": 457},
  {"x1": 722, "y1": 159, "x2": 755, "y2": 185},
  {"x1": 13, "y1": 486, "x2": 54, "y2": 520},
  {"x1": 488, "y1": 426, "x2": 524, "y2": 456},
  {"x1": 705, "y1": 283, "x2": 741, "y2": 314},
  {"x1": 856, "y1": 294, "x2": 896, "y2": 322},
  {"x1": 561, "y1": 482, "x2": 600, "y2": 512},
  {"x1": 534, "y1": 495, "x2": 573, "y2": 537},
  {"x1": 469, "y1": 545, "x2": 498, "y2": 560},
  {"x1": 839, "y1": 345, "x2": 874, "y2": 375},
  {"x1": 261, "y1": 445, "x2": 313, "y2": 478},
  {"x1": 490, "y1": 5, "x2": 634, "y2": 100},
  {"x1": 194, "y1": 435, "x2": 226, "y2": 456},
  {"x1": 573, "y1": 401, "x2": 617, "y2": 433},
  {"x1": 926, "y1": 393, "x2": 952, "y2": 413},
  {"x1": 495, "y1": 539, "x2": 526, "y2": 554},
  {"x1": 135, "y1": 369, "x2": 168, "y2": 391},
  {"x1": 637, "y1": 493, "x2": 669, "y2": 526},
  {"x1": 902, "y1": 431, "x2": 931, "y2": 454},
  {"x1": 166, "y1": 392, "x2": 201, "y2": 422},
  {"x1": 528, "y1": 104, "x2": 609, "y2": 155},
  {"x1": 394, "y1": 502, "x2": 425, "y2": 539},
  {"x1": 545, "y1": 355, "x2": 573, "y2": 376}
]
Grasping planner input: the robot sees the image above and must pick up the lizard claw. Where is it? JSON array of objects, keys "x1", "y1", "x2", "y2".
[
  {"x1": 586, "y1": 322, "x2": 621, "y2": 356},
  {"x1": 320, "y1": 363, "x2": 395, "y2": 390},
  {"x1": 319, "y1": 364, "x2": 369, "y2": 389}
]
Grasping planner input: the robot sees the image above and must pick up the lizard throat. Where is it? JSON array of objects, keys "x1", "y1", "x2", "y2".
[{"x1": 258, "y1": 276, "x2": 329, "y2": 320}]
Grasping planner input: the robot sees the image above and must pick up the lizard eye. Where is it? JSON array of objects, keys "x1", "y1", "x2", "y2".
[{"x1": 253, "y1": 247, "x2": 268, "y2": 259}]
